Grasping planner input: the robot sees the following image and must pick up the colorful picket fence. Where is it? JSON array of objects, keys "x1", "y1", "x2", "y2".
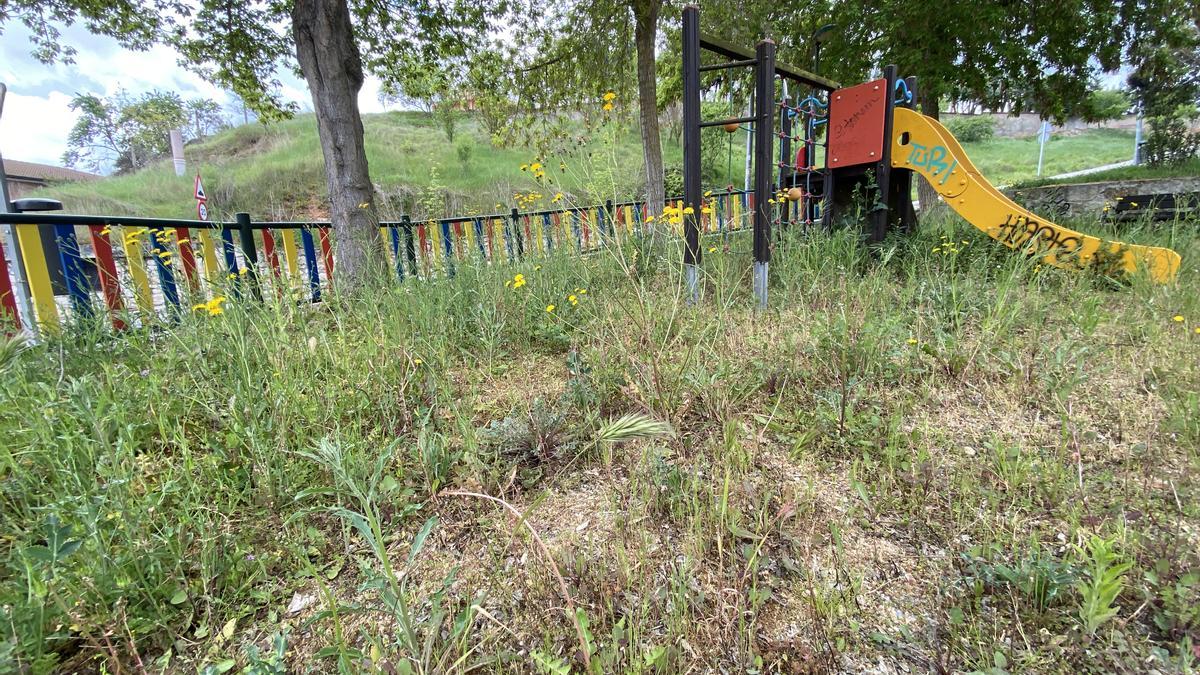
[{"x1": 0, "y1": 190, "x2": 758, "y2": 334}]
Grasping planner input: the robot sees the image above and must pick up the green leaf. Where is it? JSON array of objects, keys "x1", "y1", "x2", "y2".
[
  {"x1": 170, "y1": 588, "x2": 189, "y2": 605},
  {"x1": 408, "y1": 516, "x2": 438, "y2": 565}
]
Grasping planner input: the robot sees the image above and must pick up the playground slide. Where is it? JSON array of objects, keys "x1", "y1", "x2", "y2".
[{"x1": 889, "y1": 107, "x2": 1181, "y2": 283}]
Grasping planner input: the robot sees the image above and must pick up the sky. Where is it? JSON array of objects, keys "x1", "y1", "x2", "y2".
[{"x1": 0, "y1": 21, "x2": 389, "y2": 171}]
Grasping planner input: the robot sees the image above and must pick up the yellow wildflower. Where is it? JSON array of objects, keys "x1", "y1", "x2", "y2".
[
  {"x1": 708, "y1": 246, "x2": 717, "y2": 253},
  {"x1": 683, "y1": 206, "x2": 695, "y2": 215},
  {"x1": 602, "y1": 102, "x2": 614, "y2": 111},
  {"x1": 1173, "y1": 315, "x2": 1185, "y2": 322},
  {"x1": 603, "y1": 91, "x2": 616, "y2": 101},
  {"x1": 545, "y1": 304, "x2": 556, "y2": 313},
  {"x1": 414, "y1": 358, "x2": 423, "y2": 365},
  {"x1": 907, "y1": 338, "x2": 918, "y2": 345}
]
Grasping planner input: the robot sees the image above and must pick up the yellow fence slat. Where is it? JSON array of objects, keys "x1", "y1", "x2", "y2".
[
  {"x1": 281, "y1": 229, "x2": 301, "y2": 279},
  {"x1": 14, "y1": 224, "x2": 59, "y2": 328},
  {"x1": 121, "y1": 227, "x2": 154, "y2": 315}
]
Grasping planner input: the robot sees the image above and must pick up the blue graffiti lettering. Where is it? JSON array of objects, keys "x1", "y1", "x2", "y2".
[{"x1": 907, "y1": 143, "x2": 959, "y2": 184}]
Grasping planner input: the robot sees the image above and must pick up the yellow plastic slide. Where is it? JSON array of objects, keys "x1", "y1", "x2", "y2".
[{"x1": 889, "y1": 107, "x2": 1181, "y2": 283}]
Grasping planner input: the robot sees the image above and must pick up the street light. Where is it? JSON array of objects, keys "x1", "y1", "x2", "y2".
[{"x1": 811, "y1": 23, "x2": 836, "y2": 74}]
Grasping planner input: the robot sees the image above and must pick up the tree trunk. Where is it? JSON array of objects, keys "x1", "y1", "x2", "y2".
[
  {"x1": 632, "y1": 0, "x2": 665, "y2": 217},
  {"x1": 292, "y1": 0, "x2": 385, "y2": 292},
  {"x1": 915, "y1": 87, "x2": 943, "y2": 219}
]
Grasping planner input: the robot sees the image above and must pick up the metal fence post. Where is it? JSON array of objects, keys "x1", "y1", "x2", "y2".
[
  {"x1": 236, "y1": 212, "x2": 262, "y2": 299},
  {"x1": 752, "y1": 38, "x2": 776, "y2": 310},
  {"x1": 682, "y1": 4, "x2": 702, "y2": 303}
]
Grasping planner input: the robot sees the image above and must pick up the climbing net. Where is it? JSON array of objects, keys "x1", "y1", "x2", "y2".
[{"x1": 773, "y1": 93, "x2": 830, "y2": 227}]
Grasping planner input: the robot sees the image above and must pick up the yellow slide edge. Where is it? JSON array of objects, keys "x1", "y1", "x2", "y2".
[{"x1": 890, "y1": 107, "x2": 1181, "y2": 284}]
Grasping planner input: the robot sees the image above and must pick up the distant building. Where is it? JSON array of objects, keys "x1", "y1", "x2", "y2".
[{"x1": 3, "y1": 159, "x2": 99, "y2": 201}]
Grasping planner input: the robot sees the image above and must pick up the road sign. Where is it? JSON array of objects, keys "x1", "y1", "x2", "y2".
[
  {"x1": 194, "y1": 174, "x2": 207, "y2": 201},
  {"x1": 197, "y1": 201, "x2": 209, "y2": 221}
]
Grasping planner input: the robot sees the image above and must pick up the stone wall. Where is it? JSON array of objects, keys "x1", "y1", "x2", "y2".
[
  {"x1": 1005, "y1": 176, "x2": 1200, "y2": 218},
  {"x1": 941, "y1": 113, "x2": 1138, "y2": 139}
]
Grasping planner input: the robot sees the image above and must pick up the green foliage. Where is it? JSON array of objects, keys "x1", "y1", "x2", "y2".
[
  {"x1": 1081, "y1": 89, "x2": 1132, "y2": 124},
  {"x1": 455, "y1": 140, "x2": 472, "y2": 169},
  {"x1": 1127, "y1": 0, "x2": 1200, "y2": 165},
  {"x1": 62, "y1": 90, "x2": 194, "y2": 173},
  {"x1": 944, "y1": 115, "x2": 997, "y2": 143},
  {"x1": 963, "y1": 547, "x2": 1079, "y2": 612},
  {"x1": 1143, "y1": 110, "x2": 1200, "y2": 165},
  {"x1": 1075, "y1": 536, "x2": 1133, "y2": 635}
]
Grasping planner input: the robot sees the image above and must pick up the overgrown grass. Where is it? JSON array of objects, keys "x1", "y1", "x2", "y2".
[
  {"x1": 2, "y1": 210, "x2": 1197, "y2": 673},
  {"x1": 1010, "y1": 156, "x2": 1200, "y2": 189}
]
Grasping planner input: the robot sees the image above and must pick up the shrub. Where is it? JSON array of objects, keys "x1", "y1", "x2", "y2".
[
  {"x1": 945, "y1": 115, "x2": 997, "y2": 143},
  {"x1": 1144, "y1": 107, "x2": 1200, "y2": 166}
]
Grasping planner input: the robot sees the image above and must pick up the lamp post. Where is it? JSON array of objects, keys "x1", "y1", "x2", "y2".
[
  {"x1": 811, "y1": 23, "x2": 836, "y2": 74},
  {"x1": 0, "y1": 83, "x2": 39, "y2": 335}
]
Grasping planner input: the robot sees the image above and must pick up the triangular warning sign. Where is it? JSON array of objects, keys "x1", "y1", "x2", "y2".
[{"x1": 194, "y1": 174, "x2": 207, "y2": 201}]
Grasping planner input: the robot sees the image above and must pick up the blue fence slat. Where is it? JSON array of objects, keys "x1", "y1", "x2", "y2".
[
  {"x1": 388, "y1": 225, "x2": 405, "y2": 281},
  {"x1": 53, "y1": 223, "x2": 93, "y2": 318},
  {"x1": 150, "y1": 227, "x2": 179, "y2": 311},
  {"x1": 542, "y1": 213, "x2": 553, "y2": 253},
  {"x1": 300, "y1": 228, "x2": 321, "y2": 302},
  {"x1": 473, "y1": 218, "x2": 486, "y2": 258},
  {"x1": 440, "y1": 220, "x2": 455, "y2": 278}
]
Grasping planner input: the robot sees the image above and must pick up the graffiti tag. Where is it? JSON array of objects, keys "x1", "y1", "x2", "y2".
[
  {"x1": 906, "y1": 143, "x2": 959, "y2": 185},
  {"x1": 994, "y1": 213, "x2": 1083, "y2": 261}
]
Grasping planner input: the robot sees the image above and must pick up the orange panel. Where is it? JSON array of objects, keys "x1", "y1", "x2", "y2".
[{"x1": 827, "y1": 78, "x2": 888, "y2": 169}]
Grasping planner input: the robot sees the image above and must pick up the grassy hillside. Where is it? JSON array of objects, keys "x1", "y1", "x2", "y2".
[
  {"x1": 2, "y1": 215, "x2": 1197, "y2": 672},
  {"x1": 38, "y1": 113, "x2": 1137, "y2": 221}
]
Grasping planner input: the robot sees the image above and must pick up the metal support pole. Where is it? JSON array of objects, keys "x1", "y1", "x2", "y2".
[
  {"x1": 871, "y1": 65, "x2": 898, "y2": 243},
  {"x1": 0, "y1": 83, "x2": 36, "y2": 336},
  {"x1": 236, "y1": 211, "x2": 262, "y2": 299},
  {"x1": 1037, "y1": 121, "x2": 1049, "y2": 176},
  {"x1": 1133, "y1": 116, "x2": 1143, "y2": 165},
  {"x1": 681, "y1": 4, "x2": 703, "y2": 304},
  {"x1": 753, "y1": 38, "x2": 775, "y2": 310}
]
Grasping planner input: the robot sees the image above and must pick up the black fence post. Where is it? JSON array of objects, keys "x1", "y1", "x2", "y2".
[
  {"x1": 871, "y1": 65, "x2": 898, "y2": 244},
  {"x1": 779, "y1": 95, "x2": 792, "y2": 233},
  {"x1": 897, "y1": 76, "x2": 918, "y2": 232},
  {"x1": 402, "y1": 215, "x2": 417, "y2": 276},
  {"x1": 509, "y1": 208, "x2": 524, "y2": 260},
  {"x1": 681, "y1": 4, "x2": 702, "y2": 302},
  {"x1": 753, "y1": 38, "x2": 776, "y2": 309},
  {"x1": 236, "y1": 212, "x2": 262, "y2": 299}
]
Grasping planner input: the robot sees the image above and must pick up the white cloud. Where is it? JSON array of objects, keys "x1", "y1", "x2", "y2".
[{"x1": 0, "y1": 90, "x2": 81, "y2": 166}]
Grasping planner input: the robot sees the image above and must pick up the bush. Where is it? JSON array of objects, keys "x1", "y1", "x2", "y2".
[
  {"x1": 945, "y1": 115, "x2": 997, "y2": 143},
  {"x1": 1144, "y1": 106, "x2": 1200, "y2": 166}
]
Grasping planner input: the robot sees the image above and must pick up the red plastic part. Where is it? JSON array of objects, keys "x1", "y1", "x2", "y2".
[
  {"x1": 0, "y1": 236, "x2": 19, "y2": 332},
  {"x1": 827, "y1": 78, "x2": 888, "y2": 169}
]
